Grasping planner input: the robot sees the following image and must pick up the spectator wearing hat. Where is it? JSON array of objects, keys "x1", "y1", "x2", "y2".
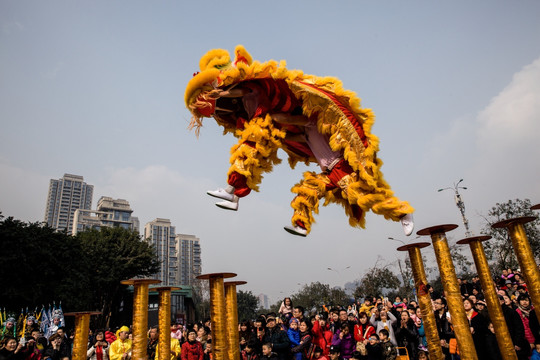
[
  {"x1": 109, "y1": 326, "x2": 132, "y2": 360},
  {"x1": 328, "y1": 345, "x2": 342, "y2": 360},
  {"x1": 1, "y1": 318, "x2": 17, "y2": 341},
  {"x1": 24, "y1": 316, "x2": 38, "y2": 339},
  {"x1": 475, "y1": 300, "x2": 490, "y2": 323},
  {"x1": 261, "y1": 314, "x2": 290, "y2": 360}
]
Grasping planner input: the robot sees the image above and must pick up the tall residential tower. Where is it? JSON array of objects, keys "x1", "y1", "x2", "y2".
[
  {"x1": 144, "y1": 218, "x2": 178, "y2": 286},
  {"x1": 71, "y1": 196, "x2": 139, "y2": 235},
  {"x1": 176, "y1": 234, "x2": 202, "y2": 286},
  {"x1": 44, "y1": 174, "x2": 93, "y2": 232}
]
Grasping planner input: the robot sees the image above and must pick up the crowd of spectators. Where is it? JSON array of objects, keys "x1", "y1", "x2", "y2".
[
  {"x1": 1, "y1": 268, "x2": 540, "y2": 360},
  {"x1": 237, "y1": 268, "x2": 540, "y2": 360}
]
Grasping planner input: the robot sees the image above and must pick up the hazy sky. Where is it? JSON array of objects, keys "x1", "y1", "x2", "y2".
[{"x1": 1, "y1": 1, "x2": 540, "y2": 305}]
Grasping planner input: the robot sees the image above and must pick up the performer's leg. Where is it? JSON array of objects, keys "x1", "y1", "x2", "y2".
[
  {"x1": 287, "y1": 171, "x2": 331, "y2": 236},
  {"x1": 324, "y1": 160, "x2": 414, "y2": 235},
  {"x1": 369, "y1": 177, "x2": 415, "y2": 235},
  {"x1": 341, "y1": 171, "x2": 414, "y2": 234},
  {"x1": 211, "y1": 171, "x2": 251, "y2": 211},
  {"x1": 211, "y1": 115, "x2": 284, "y2": 211}
]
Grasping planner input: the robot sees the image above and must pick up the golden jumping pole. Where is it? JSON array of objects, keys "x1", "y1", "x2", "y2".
[
  {"x1": 417, "y1": 224, "x2": 478, "y2": 360},
  {"x1": 197, "y1": 272, "x2": 237, "y2": 360},
  {"x1": 155, "y1": 286, "x2": 181, "y2": 360},
  {"x1": 121, "y1": 278, "x2": 161, "y2": 360},
  {"x1": 492, "y1": 215, "x2": 540, "y2": 324},
  {"x1": 457, "y1": 236, "x2": 518, "y2": 360},
  {"x1": 397, "y1": 243, "x2": 444, "y2": 360},
  {"x1": 225, "y1": 281, "x2": 247, "y2": 360},
  {"x1": 64, "y1": 311, "x2": 101, "y2": 360}
]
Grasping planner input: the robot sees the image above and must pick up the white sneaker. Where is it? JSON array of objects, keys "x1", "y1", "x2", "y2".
[
  {"x1": 401, "y1": 213, "x2": 414, "y2": 236},
  {"x1": 284, "y1": 225, "x2": 307, "y2": 237},
  {"x1": 207, "y1": 186, "x2": 235, "y2": 202},
  {"x1": 215, "y1": 196, "x2": 239, "y2": 211}
]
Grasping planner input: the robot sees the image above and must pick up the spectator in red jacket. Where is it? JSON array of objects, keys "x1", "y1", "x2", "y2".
[{"x1": 181, "y1": 329, "x2": 203, "y2": 360}]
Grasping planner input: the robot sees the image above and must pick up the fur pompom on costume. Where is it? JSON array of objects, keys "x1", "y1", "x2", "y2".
[{"x1": 185, "y1": 46, "x2": 414, "y2": 234}]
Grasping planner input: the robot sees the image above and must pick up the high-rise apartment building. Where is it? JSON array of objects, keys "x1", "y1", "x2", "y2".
[
  {"x1": 71, "y1": 196, "x2": 138, "y2": 235},
  {"x1": 258, "y1": 293, "x2": 269, "y2": 309},
  {"x1": 144, "y1": 218, "x2": 178, "y2": 286},
  {"x1": 176, "y1": 234, "x2": 202, "y2": 286},
  {"x1": 44, "y1": 174, "x2": 93, "y2": 232}
]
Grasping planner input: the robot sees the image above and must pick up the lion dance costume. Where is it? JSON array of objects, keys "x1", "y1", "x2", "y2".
[{"x1": 185, "y1": 45, "x2": 414, "y2": 236}]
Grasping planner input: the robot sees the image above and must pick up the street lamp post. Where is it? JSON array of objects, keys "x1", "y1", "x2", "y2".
[
  {"x1": 327, "y1": 266, "x2": 351, "y2": 275},
  {"x1": 438, "y1": 179, "x2": 472, "y2": 238},
  {"x1": 388, "y1": 235, "x2": 421, "y2": 245}
]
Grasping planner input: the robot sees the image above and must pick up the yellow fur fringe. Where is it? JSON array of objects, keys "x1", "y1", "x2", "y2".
[{"x1": 227, "y1": 115, "x2": 285, "y2": 192}]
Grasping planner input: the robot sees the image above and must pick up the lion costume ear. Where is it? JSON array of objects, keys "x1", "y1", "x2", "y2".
[
  {"x1": 234, "y1": 45, "x2": 252, "y2": 66},
  {"x1": 199, "y1": 49, "x2": 231, "y2": 71}
]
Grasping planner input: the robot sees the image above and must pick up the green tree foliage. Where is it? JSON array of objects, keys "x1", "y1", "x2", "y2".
[
  {"x1": 353, "y1": 259, "x2": 400, "y2": 300},
  {"x1": 392, "y1": 258, "x2": 415, "y2": 300},
  {"x1": 0, "y1": 216, "x2": 159, "y2": 327},
  {"x1": 481, "y1": 198, "x2": 540, "y2": 276},
  {"x1": 291, "y1": 282, "x2": 349, "y2": 314},
  {"x1": 237, "y1": 290, "x2": 259, "y2": 322},
  {"x1": 0, "y1": 216, "x2": 87, "y2": 309},
  {"x1": 75, "y1": 227, "x2": 160, "y2": 327}
]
